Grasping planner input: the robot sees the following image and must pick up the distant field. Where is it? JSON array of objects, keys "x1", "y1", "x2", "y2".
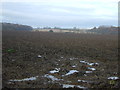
[{"x1": 2, "y1": 30, "x2": 119, "y2": 88}]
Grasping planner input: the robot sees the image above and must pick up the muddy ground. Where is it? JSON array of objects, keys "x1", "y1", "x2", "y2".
[{"x1": 2, "y1": 30, "x2": 119, "y2": 89}]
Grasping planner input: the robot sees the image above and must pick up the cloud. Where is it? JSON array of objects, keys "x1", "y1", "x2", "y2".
[
  {"x1": 1, "y1": 0, "x2": 118, "y2": 28},
  {"x1": 2, "y1": 0, "x2": 119, "y2": 3}
]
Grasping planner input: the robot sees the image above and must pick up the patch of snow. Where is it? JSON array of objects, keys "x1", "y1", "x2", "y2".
[
  {"x1": 88, "y1": 62, "x2": 99, "y2": 66},
  {"x1": 62, "y1": 84, "x2": 75, "y2": 88},
  {"x1": 49, "y1": 68, "x2": 60, "y2": 74},
  {"x1": 88, "y1": 67, "x2": 96, "y2": 71},
  {"x1": 69, "y1": 57, "x2": 78, "y2": 60},
  {"x1": 72, "y1": 65, "x2": 76, "y2": 68},
  {"x1": 84, "y1": 74, "x2": 87, "y2": 76},
  {"x1": 49, "y1": 70, "x2": 59, "y2": 74},
  {"x1": 95, "y1": 63, "x2": 99, "y2": 65},
  {"x1": 88, "y1": 63, "x2": 94, "y2": 66},
  {"x1": 63, "y1": 70, "x2": 79, "y2": 76},
  {"x1": 61, "y1": 57, "x2": 63, "y2": 59},
  {"x1": 55, "y1": 68, "x2": 60, "y2": 70},
  {"x1": 78, "y1": 80, "x2": 93, "y2": 84},
  {"x1": 7, "y1": 82, "x2": 13, "y2": 84},
  {"x1": 38, "y1": 55, "x2": 42, "y2": 58},
  {"x1": 44, "y1": 74, "x2": 63, "y2": 81},
  {"x1": 80, "y1": 60, "x2": 99, "y2": 66},
  {"x1": 108, "y1": 76, "x2": 119, "y2": 80},
  {"x1": 62, "y1": 84, "x2": 86, "y2": 89},
  {"x1": 70, "y1": 58, "x2": 73, "y2": 60},
  {"x1": 80, "y1": 60, "x2": 87, "y2": 64},
  {"x1": 9, "y1": 76, "x2": 38, "y2": 82},
  {"x1": 78, "y1": 80, "x2": 86, "y2": 82},
  {"x1": 78, "y1": 80, "x2": 92, "y2": 83},
  {"x1": 85, "y1": 71, "x2": 93, "y2": 73}
]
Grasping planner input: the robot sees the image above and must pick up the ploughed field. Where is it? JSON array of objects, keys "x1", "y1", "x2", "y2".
[{"x1": 2, "y1": 30, "x2": 119, "y2": 89}]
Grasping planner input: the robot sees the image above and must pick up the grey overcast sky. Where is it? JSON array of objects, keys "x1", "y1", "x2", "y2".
[{"x1": 1, "y1": 0, "x2": 119, "y2": 28}]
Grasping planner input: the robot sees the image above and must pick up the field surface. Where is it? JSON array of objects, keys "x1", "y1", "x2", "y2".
[{"x1": 2, "y1": 30, "x2": 119, "y2": 89}]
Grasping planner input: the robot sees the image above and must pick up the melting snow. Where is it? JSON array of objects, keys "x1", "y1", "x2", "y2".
[
  {"x1": 85, "y1": 71, "x2": 93, "y2": 73},
  {"x1": 38, "y1": 55, "x2": 42, "y2": 58},
  {"x1": 62, "y1": 84, "x2": 86, "y2": 89},
  {"x1": 9, "y1": 76, "x2": 38, "y2": 82},
  {"x1": 63, "y1": 70, "x2": 79, "y2": 76},
  {"x1": 61, "y1": 57, "x2": 63, "y2": 59},
  {"x1": 80, "y1": 60, "x2": 99, "y2": 66},
  {"x1": 88, "y1": 62, "x2": 99, "y2": 66},
  {"x1": 78, "y1": 80, "x2": 92, "y2": 83},
  {"x1": 84, "y1": 74, "x2": 87, "y2": 76},
  {"x1": 78, "y1": 80, "x2": 87, "y2": 82},
  {"x1": 80, "y1": 60, "x2": 87, "y2": 64},
  {"x1": 88, "y1": 63, "x2": 94, "y2": 66},
  {"x1": 72, "y1": 65, "x2": 76, "y2": 67},
  {"x1": 70, "y1": 58, "x2": 74, "y2": 60},
  {"x1": 95, "y1": 63, "x2": 99, "y2": 65},
  {"x1": 49, "y1": 68, "x2": 60, "y2": 74},
  {"x1": 88, "y1": 67, "x2": 96, "y2": 71},
  {"x1": 44, "y1": 74, "x2": 63, "y2": 81},
  {"x1": 69, "y1": 57, "x2": 78, "y2": 60},
  {"x1": 108, "y1": 76, "x2": 119, "y2": 80}
]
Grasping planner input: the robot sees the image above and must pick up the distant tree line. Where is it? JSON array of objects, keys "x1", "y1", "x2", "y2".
[
  {"x1": 1, "y1": 22, "x2": 33, "y2": 31},
  {"x1": 89, "y1": 26, "x2": 118, "y2": 34}
]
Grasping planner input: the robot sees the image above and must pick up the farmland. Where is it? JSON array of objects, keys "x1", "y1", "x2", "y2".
[{"x1": 2, "y1": 30, "x2": 119, "y2": 89}]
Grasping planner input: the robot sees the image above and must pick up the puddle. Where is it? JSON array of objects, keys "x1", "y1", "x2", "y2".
[
  {"x1": 88, "y1": 67, "x2": 96, "y2": 71},
  {"x1": 108, "y1": 76, "x2": 119, "y2": 80},
  {"x1": 62, "y1": 84, "x2": 87, "y2": 89},
  {"x1": 44, "y1": 74, "x2": 63, "y2": 81},
  {"x1": 62, "y1": 70, "x2": 79, "y2": 76},
  {"x1": 9, "y1": 76, "x2": 38, "y2": 82},
  {"x1": 49, "y1": 68, "x2": 60, "y2": 74}
]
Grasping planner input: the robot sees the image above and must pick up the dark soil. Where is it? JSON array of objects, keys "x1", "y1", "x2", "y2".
[{"x1": 2, "y1": 30, "x2": 119, "y2": 89}]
